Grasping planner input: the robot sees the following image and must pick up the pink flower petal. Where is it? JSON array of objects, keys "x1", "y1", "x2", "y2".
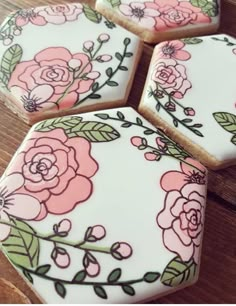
[
  {"x1": 130, "y1": 2, "x2": 145, "y2": 9},
  {"x1": 35, "y1": 47, "x2": 72, "y2": 63},
  {"x1": 0, "y1": 212, "x2": 11, "y2": 241},
  {"x1": 193, "y1": 245, "x2": 200, "y2": 263},
  {"x1": 181, "y1": 157, "x2": 206, "y2": 176},
  {"x1": 160, "y1": 170, "x2": 188, "y2": 191},
  {"x1": 35, "y1": 203, "x2": 48, "y2": 220},
  {"x1": 144, "y1": 8, "x2": 160, "y2": 17},
  {"x1": 119, "y1": 4, "x2": 133, "y2": 16},
  {"x1": 172, "y1": 219, "x2": 192, "y2": 245},
  {"x1": 15, "y1": 16, "x2": 29, "y2": 27},
  {"x1": 0, "y1": 174, "x2": 24, "y2": 196},
  {"x1": 175, "y1": 50, "x2": 191, "y2": 61},
  {"x1": 30, "y1": 15, "x2": 47, "y2": 26},
  {"x1": 139, "y1": 16, "x2": 156, "y2": 28},
  {"x1": 29, "y1": 85, "x2": 54, "y2": 103}
]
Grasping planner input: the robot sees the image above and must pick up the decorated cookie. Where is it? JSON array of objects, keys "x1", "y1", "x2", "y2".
[
  {"x1": 0, "y1": 278, "x2": 30, "y2": 303},
  {"x1": 0, "y1": 3, "x2": 142, "y2": 125},
  {"x1": 139, "y1": 34, "x2": 236, "y2": 169},
  {"x1": 95, "y1": 0, "x2": 220, "y2": 43},
  {"x1": 0, "y1": 107, "x2": 207, "y2": 303}
]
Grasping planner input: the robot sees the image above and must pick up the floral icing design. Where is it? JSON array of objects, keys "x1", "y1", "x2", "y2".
[
  {"x1": 106, "y1": 0, "x2": 218, "y2": 30},
  {"x1": 0, "y1": 4, "x2": 114, "y2": 46},
  {"x1": 0, "y1": 34, "x2": 133, "y2": 112},
  {"x1": 148, "y1": 38, "x2": 204, "y2": 137}
]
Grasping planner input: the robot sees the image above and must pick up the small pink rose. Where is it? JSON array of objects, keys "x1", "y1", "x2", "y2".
[
  {"x1": 3, "y1": 37, "x2": 12, "y2": 46},
  {"x1": 86, "y1": 71, "x2": 100, "y2": 80},
  {"x1": 96, "y1": 54, "x2": 112, "y2": 62},
  {"x1": 184, "y1": 107, "x2": 195, "y2": 116},
  {"x1": 156, "y1": 137, "x2": 167, "y2": 150},
  {"x1": 145, "y1": 152, "x2": 157, "y2": 161},
  {"x1": 165, "y1": 101, "x2": 176, "y2": 112},
  {"x1": 56, "y1": 219, "x2": 72, "y2": 235},
  {"x1": 83, "y1": 41, "x2": 94, "y2": 52},
  {"x1": 51, "y1": 247, "x2": 70, "y2": 268},
  {"x1": 83, "y1": 253, "x2": 100, "y2": 277},
  {"x1": 98, "y1": 33, "x2": 110, "y2": 43},
  {"x1": 131, "y1": 136, "x2": 143, "y2": 147},
  {"x1": 13, "y1": 28, "x2": 22, "y2": 36},
  {"x1": 85, "y1": 225, "x2": 106, "y2": 242},
  {"x1": 111, "y1": 242, "x2": 133, "y2": 260}
]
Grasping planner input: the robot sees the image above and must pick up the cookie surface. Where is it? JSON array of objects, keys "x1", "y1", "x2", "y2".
[
  {"x1": 0, "y1": 107, "x2": 207, "y2": 303},
  {"x1": 95, "y1": 0, "x2": 220, "y2": 43},
  {"x1": 0, "y1": 278, "x2": 30, "y2": 303},
  {"x1": 0, "y1": 3, "x2": 142, "y2": 124},
  {"x1": 139, "y1": 34, "x2": 236, "y2": 169}
]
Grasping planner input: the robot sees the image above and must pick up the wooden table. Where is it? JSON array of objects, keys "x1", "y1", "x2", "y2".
[{"x1": 0, "y1": 0, "x2": 236, "y2": 303}]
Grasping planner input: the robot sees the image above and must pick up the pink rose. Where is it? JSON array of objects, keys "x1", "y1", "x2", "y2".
[
  {"x1": 111, "y1": 242, "x2": 133, "y2": 260},
  {"x1": 146, "y1": 0, "x2": 210, "y2": 31},
  {"x1": 157, "y1": 183, "x2": 206, "y2": 263},
  {"x1": 36, "y1": 4, "x2": 83, "y2": 25},
  {"x1": 152, "y1": 59, "x2": 191, "y2": 98},
  {"x1": 9, "y1": 47, "x2": 99, "y2": 111},
  {"x1": 9, "y1": 129, "x2": 98, "y2": 219},
  {"x1": 161, "y1": 157, "x2": 206, "y2": 191},
  {"x1": 15, "y1": 8, "x2": 47, "y2": 27}
]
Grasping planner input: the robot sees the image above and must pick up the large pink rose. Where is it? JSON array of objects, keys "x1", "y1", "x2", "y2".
[
  {"x1": 146, "y1": 0, "x2": 210, "y2": 31},
  {"x1": 9, "y1": 129, "x2": 98, "y2": 219},
  {"x1": 35, "y1": 4, "x2": 83, "y2": 25},
  {"x1": 9, "y1": 47, "x2": 99, "y2": 112},
  {"x1": 152, "y1": 59, "x2": 191, "y2": 98},
  {"x1": 157, "y1": 183, "x2": 206, "y2": 263}
]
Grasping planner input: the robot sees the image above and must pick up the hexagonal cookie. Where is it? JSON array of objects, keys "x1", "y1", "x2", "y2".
[
  {"x1": 0, "y1": 3, "x2": 142, "y2": 125},
  {"x1": 95, "y1": 0, "x2": 220, "y2": 43},
  {"x1": 139, "y1": 34, "x2": 236, "y2": 169},
  {"x1": 0, "y1": 107, "x2": 207, "y2": 303}
]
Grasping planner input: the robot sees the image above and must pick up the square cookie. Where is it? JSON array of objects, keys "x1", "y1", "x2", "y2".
[
  {"x1": 139, "y1": 34, "x2": 236, "y2": 169},
  {"x1": 95, "y1": 0, "x2": 220, "y2": 43},
  {"x1": 0, "y1": 3, "x2": 142, "y2": 125},
  {"x1": 0, "y1": 107, "x2": 207, "y2": 303}
]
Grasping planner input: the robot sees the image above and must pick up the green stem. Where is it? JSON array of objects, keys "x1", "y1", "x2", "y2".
[
  {"x1": 0, "y1": 220, "x2": 111, "y2": 254},
  {"x1": 161, "y1": 86, "x2": 185, "y2": 109},
  {"x1": 0, "y1": 12, "x2": 18, "y2": 35},
  {"x1": 211, "y1": 37, "x2": 236, "y2": 46},
  {"x1": 19, "y1": 265, "x2": 144, "y2": 286}
]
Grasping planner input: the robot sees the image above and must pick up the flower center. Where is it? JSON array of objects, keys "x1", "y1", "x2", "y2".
[
  {"x1": 22, "y1": 98, "x2": 38, "y2": 113},
  {"x1": 162, "y1": 45, "x2": 175, "y2": 55},
  {"x1": 190, "y1": 171, "x2": 205, "y2": 185},
  {"x1": 55, "y1": 5, "x2": 67, "y2": 13},
  {"x1": 132, "y1": 7, "x2": 145, "y2": 18},
  {"x1": 36, "y1": 162, "x2": 47, "y2": 173},
  {"x1": 19, "y1": 9, "x2": 35, "y2": 18}
]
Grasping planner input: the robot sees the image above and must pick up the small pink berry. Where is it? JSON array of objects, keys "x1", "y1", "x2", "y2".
[
  {"x1": 57, "y1": 219, "x2": 72, "y2": 234},
  {"x1": 86, "y1": 225, "x2": 106, "y2": 242},
  {"x1": 111, "y1": 242, "x2": 133, "y2": 260},
  {"x1": 233, "y1": 48, "x2": 236, "y2": 55},
  {"x1": 96, "y1": 54, "x2": 112, "y2": 62},
  {"x1": 51, "y1": 248, "x2": 70, "y2": 269},
  {"x1": 69, "y1": 59, "x2": 82, "y2": 70},
  {"x1": 3, "y1": 38, "x2": 12, "y2": 46},
  {"x1": 165, "y1": 102, "x2": 176, "y2": 112},
  {"x1": 145, "y1": 152, "x2": 157, "y2": 161},
  {"x1": 83, "y1": 40, "x2": 94, "y2": 51},
  {"x1": 13, "y1": 28, "x2": 21, "y2": 36},
  {"x1": 98, "y1": 33, "x2": 110, "y2": 43},
  {"x1": 85, "y1": 262, "x2": 100, "y2": 277},
  {"x1": 184, "y1": 107, "x2": 195, "y2": 116},
  {"x1": 86, "y1": 71, "x2": 100, "y2": 79},
  {"x1": 131, "y1": 136, "x2": 143, "y2": 147},
  {"x1": 156, "y1": 137, "x2": 166, "y2": 150}
]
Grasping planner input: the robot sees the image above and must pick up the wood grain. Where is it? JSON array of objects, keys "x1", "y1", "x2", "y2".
[{"x1": 0, "y1": 0, "x2": 235, "y2": 303}]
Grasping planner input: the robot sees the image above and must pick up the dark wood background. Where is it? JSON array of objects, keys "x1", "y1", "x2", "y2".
[{"x1": 0, "y1": 0, "x2": 236, "y2": 303}]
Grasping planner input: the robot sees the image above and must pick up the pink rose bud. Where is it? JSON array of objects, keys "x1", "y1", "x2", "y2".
[
  {"x1": 85, "y1": 262, "x2": 100, "y2": 277},
  {"x1": 184, "y1": 107, "x2": 195, "y2": 116},
  {"x1": 83, "y1": 40, "x2": 94, "y2": 51},
  {"x1": 145, "y1": 152, "x2": 157, "y2": 161},
  {"x1": 98, "y1": 33, "x2": 110, "y2": 43},
  {"x1": 69, "y1": 59, "x2": 82, "y2": 70},
  {"x1": 165, "y1": 102, "x2": 176, "y2": 112},
  {"x1": 96, "y1": 54, "x2": 112, "y2": 62},
  {"x1": 86, "y1": 71, "x2": 100, "y2": 79},
  {"x1": 3, "y1": 37, "x2": 12, "y2": 46},
  {"x1": 13, "y1": 28, "x2": 21, "y2": 36},
  {"x1": 51, "y1": 247, "x2": 70, "y2": 269},
  {"x1": 111, "y1": 242, "x2": 133, "y2": 260},
  {"x1": 57, "y1": 219, "x2": 72, "y2": 234},
  {"x1": 130, "y1": 136, "x2": 143, "y2": 147},
  {"x1": 156, "y1": 137, "x2": 167, "y2": 150},
  {"x1": 85, "y1": 225, "x2": 106, "y2": 242}
]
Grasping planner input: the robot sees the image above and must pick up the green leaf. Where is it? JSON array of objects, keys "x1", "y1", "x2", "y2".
[
  {"x1": 161, "y1": 256, "x2": 197, "y2": 287},
  {"x1": 35, "y1": 116, "x2": 82, "y2": 132},
  {"x1": 3, "y1": 219, "x2": 39, "y2": 269},
  {"x1": 181, "y1": 37, "x2": 203, "y2": 44},
  {"x1": 0, "y1": 70, "x2": 9, "y2": 86},
  {"x1": 231, "y1": 134, "x2": 236, "y2": 145},
  {"x1": 106, "y1": 67, "x2": 113, "y2": 77},
  {"x1": 190, "y1": 0, "x2": 207, "y2": 7},
  {"x1": 1, "y1": 44, "x2": 23, "y2": 77},
  {"x1": 107, "y1": 0, "x2": 121, "y2": 7},
  {"x1": 213, "y1": 112, "x2": 236, "y2": 134},
  {"x1": 143, "y1": 272, "x2": 161, "y2": 283},
  {"x1": 94, "y1": 285, "x2": 108, "y2": 299},
  {"x1": 124, "y1": 38, "x2": 131, "y2": 46},
  {"x1": 72, "y1": 270, "x2": 87, "y2": 283},
  {"x1": 192, "y1": 129, "x2": 204, "y2": 137},
  {"x1": 107, "y1": 268, "x2": 122, "y2": 283},
  {"x1": 201, "y1": 2, "x2": 218, "y2": 17},
  {"x1": 115, "y1": 52, "x2": 123, "y2": 61},
  {"x1": 117, "y1": 111, "x2": 125, "y2": 120},
  {"x1": 95, "y1": 113, "x2": 109, "y2": 120},
  {"x1": 144, "y1": 129, "x2": 155, "y2": 135},
  {"x1": 173, "y1": 118, "x2": 178, "y2": 127},
  {"x1": 136, "y1": 117, "x2": 143, "y2": 126},
  {"x1": 55, "y1": 282, "x2": 66, "y2": 298},
  {"x1": 167, "y1": 143, "x2": 189, "y2": 159},
  {"x1": 92, "y1": 82, "x2": 99, "y2": 91},
  {"x1": 122, "y1": 285, "x2": 135, "y2": 296},
  {"x1": 83, "y1": 5, "x2": 102, "y2": 23},
  {"x1": 106, "y1": 80, "x2": 118, "y2": 86},
  {"x1": 23, "y1": 269, "x2": 33, "y2": 284},
  {"x1": 89, "y1": 93, "x2": 102, "y2": 99},
  {"x1": 121, "y1": 122, "x2": 132, "y2": 128},
  {"x1": 125, "y1": 52, "x2": 133, "y2": 57},
  {"x1": 119, "y1": 66, "x2": 128, "y2": 71},
  {"x1": 36, "y1": 264, "x2": 51, "y2": 275},
  {"x1": 68, "y1": 121, "x2": 120, "y2": 142}
]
